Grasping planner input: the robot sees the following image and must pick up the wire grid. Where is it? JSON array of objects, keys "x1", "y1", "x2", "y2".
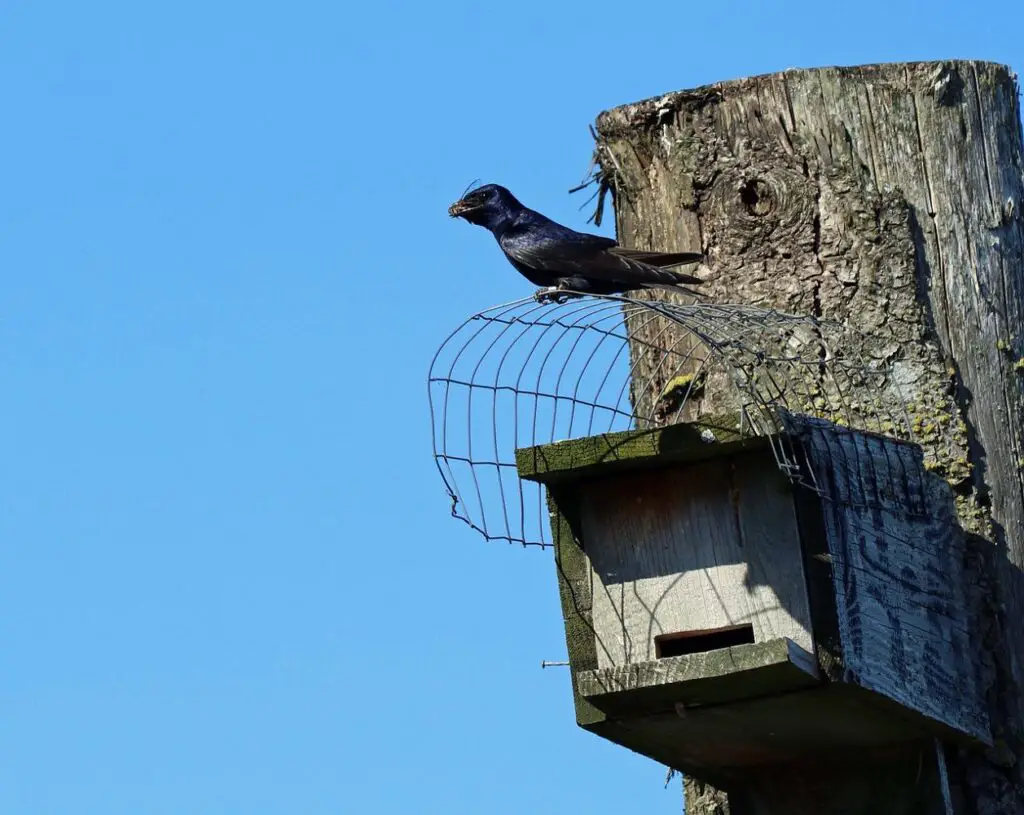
[{"x1": 427, "y1": 292, "x2": 917, "y2": 548}]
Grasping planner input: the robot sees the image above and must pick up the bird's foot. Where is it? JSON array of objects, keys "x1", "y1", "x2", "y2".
[
  {"x1": 533, "y1": 286, "x2": 583, "y2": 305},
  {"x1": 533, "y1": 286, "x2": 565, "y2": 304}
]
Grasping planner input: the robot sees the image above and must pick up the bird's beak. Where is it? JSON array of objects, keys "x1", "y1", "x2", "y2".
[{"x1": 448, "y1": 198, "x2": 474, "y2": 218}]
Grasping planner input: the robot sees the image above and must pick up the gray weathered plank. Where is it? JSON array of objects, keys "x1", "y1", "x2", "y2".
[
  {"x1": 515, "y1": 420, "x2": 761, "y2": 484},
  {"x1": 790, "y1": 416, "x2": 990, "y2": 744},
  {"x1": 577, "y1": 637, "x2": 818, "y2": 708}
]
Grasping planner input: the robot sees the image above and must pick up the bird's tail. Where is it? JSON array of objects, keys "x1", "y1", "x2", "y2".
[
  {"x1": 646, "y1": 281, "x2": 703, "y2": 299},
  {"x1": 644, "y1": 263, "x2": 703, "y2": 287},
  {"x1": 609, "y1": 248, "x2": 703, "y2": 269},
  {"x1": 611, "y1": 248, "x2": 704, "y2": 294}
]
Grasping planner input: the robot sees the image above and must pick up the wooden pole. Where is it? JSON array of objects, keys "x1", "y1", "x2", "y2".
[{"x1": 590, "y1": 60, "x2": 1024, "y2": 814}]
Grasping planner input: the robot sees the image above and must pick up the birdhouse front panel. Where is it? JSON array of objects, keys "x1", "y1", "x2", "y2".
[{"x1": 578, "y1": 451, "x2": 814, "y2": 669}]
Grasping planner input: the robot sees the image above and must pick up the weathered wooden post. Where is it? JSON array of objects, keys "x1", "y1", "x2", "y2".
[{"x1": 576, "y1": 60, "x2": 1024, "y2": 814}]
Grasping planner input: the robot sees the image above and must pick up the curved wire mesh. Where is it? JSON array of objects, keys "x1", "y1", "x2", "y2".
[{"x1": 428, "y1": 293, "x2": 918, "y2": 548}]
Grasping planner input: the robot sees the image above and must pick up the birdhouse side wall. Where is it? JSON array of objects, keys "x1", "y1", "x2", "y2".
[
  {"x1": 792, "y1": 419, "x2": 991, "y2": 744},
  {"x1": 578, "y1": 451, "x2": 814, "y2": 669}
]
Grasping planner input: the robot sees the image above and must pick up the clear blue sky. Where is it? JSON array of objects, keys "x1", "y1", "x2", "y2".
[{"x1": 1, "y1": 1, "x2": 1021, "y2": 812}]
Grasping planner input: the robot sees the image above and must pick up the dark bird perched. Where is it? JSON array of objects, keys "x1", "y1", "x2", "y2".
[{"x1": 448, "y1": 184, "x2": 703, "y2": 298}]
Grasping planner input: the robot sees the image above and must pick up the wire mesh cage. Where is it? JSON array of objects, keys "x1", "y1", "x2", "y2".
[{"x1": 427, "y1": 293, "x2": 922, "y2": 548}]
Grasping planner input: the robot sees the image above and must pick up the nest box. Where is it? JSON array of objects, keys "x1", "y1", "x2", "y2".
[{"x1": 516, "y1": 416, "x2": 990, "y2": 781}]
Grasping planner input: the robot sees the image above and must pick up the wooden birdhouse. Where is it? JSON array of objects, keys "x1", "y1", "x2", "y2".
[{"x1": 516, "y1": 416, "x2": 990, "y2": 782}]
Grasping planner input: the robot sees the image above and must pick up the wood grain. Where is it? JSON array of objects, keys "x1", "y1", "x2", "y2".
[
  {"x1": 578, "y1": 453, "x2": 814, "y2": 669},
  {"x1": 790, "y1": 416, "x2": 990, "y2": 744}
]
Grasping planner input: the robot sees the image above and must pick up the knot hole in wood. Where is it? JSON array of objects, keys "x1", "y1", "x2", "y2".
[{"x1": 740, "y1": 178, "x2": 773, "y2": 217}]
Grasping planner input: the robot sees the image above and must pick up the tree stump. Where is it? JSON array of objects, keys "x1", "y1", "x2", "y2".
[{"x1": 590, "y1": 61, "x2": 1024, "y2": 814}]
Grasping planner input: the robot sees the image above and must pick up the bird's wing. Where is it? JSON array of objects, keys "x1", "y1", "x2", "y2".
[{"x1": 504, "y1": 233, "x2": 702, "y2": 287}]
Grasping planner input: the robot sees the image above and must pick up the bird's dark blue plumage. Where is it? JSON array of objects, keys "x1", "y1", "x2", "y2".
[{"x1": 448, "y1": 184, "x2": 703, "y2": 296}]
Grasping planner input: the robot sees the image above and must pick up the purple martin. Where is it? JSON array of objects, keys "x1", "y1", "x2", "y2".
[{"x1": 448, "y1": 184, "x2": 703, "y2": 298}]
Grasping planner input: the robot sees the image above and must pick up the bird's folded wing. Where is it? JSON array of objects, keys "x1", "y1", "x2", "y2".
[{"x1": 505, "y1": 237, "x2": 703, "y2": 286}]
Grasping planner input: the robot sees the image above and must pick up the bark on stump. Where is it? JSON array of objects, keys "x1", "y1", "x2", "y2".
[{"x1": 590, "y1": 60, "x2": 1024, "y2": 814}]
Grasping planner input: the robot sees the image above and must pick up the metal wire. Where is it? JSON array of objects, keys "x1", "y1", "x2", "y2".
[{"x1": 427, "y1": 292, "x2": 917, "y2": 548}]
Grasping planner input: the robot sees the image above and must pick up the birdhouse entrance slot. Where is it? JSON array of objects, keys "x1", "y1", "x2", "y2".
[{"x1": 655, "y1": 624, "x2": 755, "y2": 658}]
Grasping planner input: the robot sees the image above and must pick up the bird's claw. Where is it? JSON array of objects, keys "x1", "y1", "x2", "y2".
[
  {"x1": 533, "y1": 286, "x2": 582, "y2": 305},
  {"x1": 533, "y1": 287, "x2": 564, "y2": 304}
]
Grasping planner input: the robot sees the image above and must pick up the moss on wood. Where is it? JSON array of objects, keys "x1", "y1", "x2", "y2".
[{"x1": 516, "y1": 415, "x2": 767, "y2": 485}]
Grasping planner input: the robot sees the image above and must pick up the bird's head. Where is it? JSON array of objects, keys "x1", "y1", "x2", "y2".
[{"x1": 448, "y1": 184, "x2": 523, "y2": 232}]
